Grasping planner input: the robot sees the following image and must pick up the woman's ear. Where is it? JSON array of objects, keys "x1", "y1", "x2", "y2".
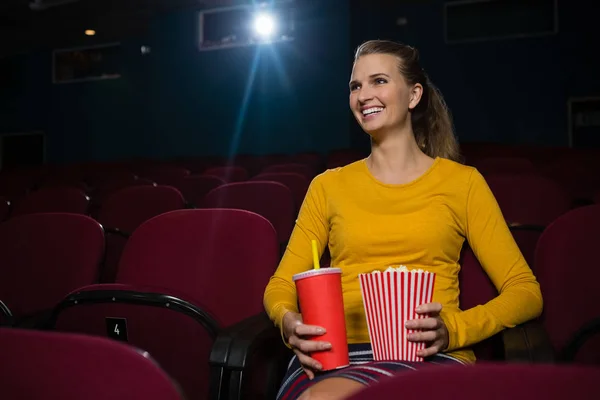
[{"x1": 408, "y1": 83, "x2": 423, "y2": 110}]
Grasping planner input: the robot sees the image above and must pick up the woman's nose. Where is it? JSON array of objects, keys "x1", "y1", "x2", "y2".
[{"x1": 357, "y1": 87, "x2": 374, "y2": 103}]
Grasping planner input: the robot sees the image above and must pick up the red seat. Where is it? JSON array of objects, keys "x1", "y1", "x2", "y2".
[
  {"x1": 289, "y1": 152, "x2": 323, "y2": 171},
  {"x1": 0, "y1": 169, "x2": 41, "y2": 200},
  {"x1": 40, "y1": 165, "x2": 89, "y2": 191},
  {"x1": 262, "y1": 163, "x2": 315, "y2": 179},
  {"x1": 540, "y1": 156, "x2": 600, "y2": 202},
  {"x1": 232, "y1": 155, "x2": 269, "y2": 176},
  {"x1": 458, "y1": 247, "x2": 505, "y2": 360},
  {"x1": 473, "y1": 157, "x2": 536, "y2": 176},
  {"x1": 485, "y1": 173, "x2": 571, "y2": 268},
  {"x1": 138, "y1": 165, "x2": 190, "y2": 186},
  {"x1": 203, "y1": 166, "x2": 248, "y2": 182},
  {"x1": 90, "y1": 176, "x2": 156, "y2": 215},
  {"x1": 203, "y1": 181, "x2": 295, "y2": 245},
  {"x1": 535, "y1": 205, "x2": 600, "y2": 364},
  {"x1": 11, "y1": 187, "x2": 90, "y2": 217},
  {"x1": 0, "y1": 213, "x2": 104, "y2": 323},
  {"x1": 173, "y1": 174, "x2": 225, "y2": 207},
  {"x1": 0, "y1": 328, "x2": 183, "y2": 400},
  {"x1": 51, "y1": 209, "x2": 280, "y2": 400},
  {"x1": 251, "y1": 172, "x2": 309, "y2": 211},
  {"x1": 97, "y1": 185, "x2": 185, "y2": 283},
  {"x1": 0, "y1": 196, "x2": 10, "y2": 221},
  {"x1": 326, "y1": 149, "x2": 364, "y2": 169},
  {"x1": 485, "y1": 174, "x2": 570, "y2": 226},
  {"x1": 347, "y1": 363, "x2": 600, "y2": 400}
]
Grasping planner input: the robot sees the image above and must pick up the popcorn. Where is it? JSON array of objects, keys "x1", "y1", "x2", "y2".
[{"x1": 385, "y1": 265, "x2": 408, "y2": 273}]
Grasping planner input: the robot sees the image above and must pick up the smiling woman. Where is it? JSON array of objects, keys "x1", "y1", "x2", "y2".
[{"x1": 264, "y1": 39, "x2": 542, "y2": 400}]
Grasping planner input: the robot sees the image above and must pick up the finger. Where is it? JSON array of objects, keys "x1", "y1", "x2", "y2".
[
  {"x1": 303, "y1": 367, "x2": 315, "y2": 380},
  {"x1": 294, "y1": 349, "x2": 316, "y2": 380},
  {"x1": 417, "y1": 343, "x2": 442, "y2": 358},
  {"x1": 415, "y1": 302, "x2": 442, "y2": 315},
  {"x1": 294, "y1": 348, "x2": 323, "y2": 372},
  {"x1": 294, "y1": 324, "x2": 326, "y2": 337},
  {"x1": 405, "y1": 317, "x2": 441, "y2": 330},
  {"x1": 407, "y1": 330, "x2": 438, "y2": 343},
  {"x1": 289, "y1": 336, "x2": 332, "y2": 353}
]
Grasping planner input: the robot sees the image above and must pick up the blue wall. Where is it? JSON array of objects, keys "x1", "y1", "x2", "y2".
[
  {"x1": 1, "y1": 0, "x2": 351, "y2": 163},
  {"x1": 349, "y1": 0, "x2": 600, "y2": 148}
]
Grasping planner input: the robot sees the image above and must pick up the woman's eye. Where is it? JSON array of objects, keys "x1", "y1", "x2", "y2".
[
  {"x1": 350, "y1": 84, "x2": 360, "y2": 91},
  {"x1": 375, "y1": 78, "x2": 387, "y2": 84}
]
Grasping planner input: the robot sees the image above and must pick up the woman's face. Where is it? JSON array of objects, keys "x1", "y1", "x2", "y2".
[{"x1": 349, "y1": 53, "x2": 422, "y2": 137}]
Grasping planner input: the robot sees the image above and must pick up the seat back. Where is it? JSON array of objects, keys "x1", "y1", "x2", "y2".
[
  {"x1": 174, "y1": 174, "x2": 225, "y2": 207},
  {"x1": 326, "y1": 149, "x2": 364, "y2": 169},
  {"x1": 91, "y1": 174, "x2": 154, "y2": 206},
  {"x1": 117, "y1": 208, "x2": 280, "y2": 327},
  {"x1": 347, "y1": 363, "x2": 600, "y2": 400},
  {"x1": 473, "y1": 157, "x2": 536, "y2": 176},
  {"x1": 53, "y1": 209, "x2": 279, "y2": 399},
  {"x1": 0, "y1": 213, "x2": 104, "y2": 318},
  {"x1": 233, "y1": 155, "x2": 269, "y2": 176},
  {"x1": 535, "y1": 205, "x2": 600, "y2": 363},
  {"x1": 97, "y1": 185, "x2": 185, "y2": 283},
  {"x1": 203, "y1": 166, "x2": 248, "y2": 182},
  {"x1": 251, "y1": 172, "x2": 309, "y2": 211},
  {"x1": 11, "y1": 187, "x2": 90, "y2": 217},
  {"x1": 0, "y1": 328, "x2": 183, "y2": 400},
  {"x1": 52, "y1": 283, "x2": 217, "y2": 400},
  {"x1": 203, "y1": 182, "x2": 295, "y2": 244},
  {"x1": 262, "y1": 163, "x2": 314, "y2": 179},
  {"x1": 137, "y1": 165, "x2": 190, "y2": 186},
  {"x1": 540, "y1": 156, "x2": 600, "y2": 202},
  {"x1": 485, "y1": 174, "x2": 570, "y2": 226},
  {"x1": 0, "y1": 169, "x2": 41, "y2": 199},
  {"x1": 289, "y1": 152, "x2": 323, "y2": 171},
  {"x1": 0, "y1": 196, "x2": 10, "y2": 221}
]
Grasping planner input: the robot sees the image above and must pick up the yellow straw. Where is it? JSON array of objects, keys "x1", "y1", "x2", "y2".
[{"x1": 311, "y1": 240, "x2": 320, "y2": 270}]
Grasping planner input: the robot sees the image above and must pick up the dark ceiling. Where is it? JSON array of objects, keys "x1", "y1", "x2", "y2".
[{"x1": 0, "y1": 0, "x2": 237, "y2": 56}]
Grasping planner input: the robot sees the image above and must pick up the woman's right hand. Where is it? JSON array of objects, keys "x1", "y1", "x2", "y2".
[{"x1": 282, "y1": 311, "x2": 331, "y2": 380}]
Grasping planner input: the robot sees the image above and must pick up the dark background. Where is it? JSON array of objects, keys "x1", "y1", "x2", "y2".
[{"x1": 0, "y1": 0, "x2": 598, "y2": 163}]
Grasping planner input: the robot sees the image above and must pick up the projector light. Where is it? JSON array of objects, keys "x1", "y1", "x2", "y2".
[{"x1": 253, "y1": 13, "x2": 275, "y2": 38}]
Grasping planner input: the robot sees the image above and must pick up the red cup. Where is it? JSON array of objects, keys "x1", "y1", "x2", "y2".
[{"x1": 293, "y1": 268, "x2": 349, "y2": 370}]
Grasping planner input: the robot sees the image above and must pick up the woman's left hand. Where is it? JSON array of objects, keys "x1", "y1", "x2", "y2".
[{"x1": 405, "y1": 302, "x2": 449, "y2": 358}]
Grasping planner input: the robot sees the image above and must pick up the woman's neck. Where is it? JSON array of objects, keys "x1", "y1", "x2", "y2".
[{"x1": 366, "y1": 129, "x2": 434, "y2": 185}]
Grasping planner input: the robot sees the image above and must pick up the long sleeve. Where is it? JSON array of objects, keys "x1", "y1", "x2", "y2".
[
  {"x1": 442, "y1": 169, "x2": 544, "y2": 352},
  {"x1": 263, "y1": 173, "x2": 330, "y2": 337}
]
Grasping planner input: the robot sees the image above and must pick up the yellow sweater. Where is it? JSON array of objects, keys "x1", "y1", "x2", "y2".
[{"x1": 263, "y1": 157, "x2": 543, "y2": 363}]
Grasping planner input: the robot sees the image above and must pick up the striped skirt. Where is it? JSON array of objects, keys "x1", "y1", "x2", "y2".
[{"x1": 277, "y1": 343, "x2": 466, "y2": 400}]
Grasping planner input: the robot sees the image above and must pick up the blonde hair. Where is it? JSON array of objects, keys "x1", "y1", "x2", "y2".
[{"x1": 355, "y1": 40, "x2": 461, "y2": 162}]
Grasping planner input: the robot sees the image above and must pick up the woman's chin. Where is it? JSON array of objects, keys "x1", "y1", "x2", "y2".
[{"x1": 361, "y1": 124, "x2": 385, "y2": 138}]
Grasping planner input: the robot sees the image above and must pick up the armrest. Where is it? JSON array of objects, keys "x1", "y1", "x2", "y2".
[
  {"x1": 560, "y1": 317, "x2": 600, "y2": 362},
  {"x1": 502, "y1": 320, "x2": 555, "y2": 363},
  {"x1": 0, "y1": 300, "x2": 14, "y2": 327},
  {"x1": 209, "y1": 313, "x2": 291, "y2": 400},
  {"x1": 210, "y1": 313, "x2": 282, "y2": 370},
  {"x1": 104, "y1": 227, "x2": 131, "y2": 238},
  {"x1": 508, "y1": 223, "x2": 546, "y2": 232}
]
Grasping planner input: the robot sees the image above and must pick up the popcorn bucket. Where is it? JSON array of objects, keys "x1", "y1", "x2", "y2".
[{"x1": 359, "y1": 268, "x2": 436, "y2": 362}]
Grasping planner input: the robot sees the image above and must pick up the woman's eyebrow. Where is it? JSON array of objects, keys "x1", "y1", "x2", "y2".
[{"x1": 349, "y1": 73, "x2": 391, "y2": 86}]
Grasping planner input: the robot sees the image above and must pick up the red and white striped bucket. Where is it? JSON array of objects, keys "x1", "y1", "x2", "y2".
[{"x1": 359, "y1": 270, "x2": 436, "y2": 362}]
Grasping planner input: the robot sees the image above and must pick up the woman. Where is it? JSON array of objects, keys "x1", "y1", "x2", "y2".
[{"x1": 263, "y1": 40, "x2": 543, "y2": 400}]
